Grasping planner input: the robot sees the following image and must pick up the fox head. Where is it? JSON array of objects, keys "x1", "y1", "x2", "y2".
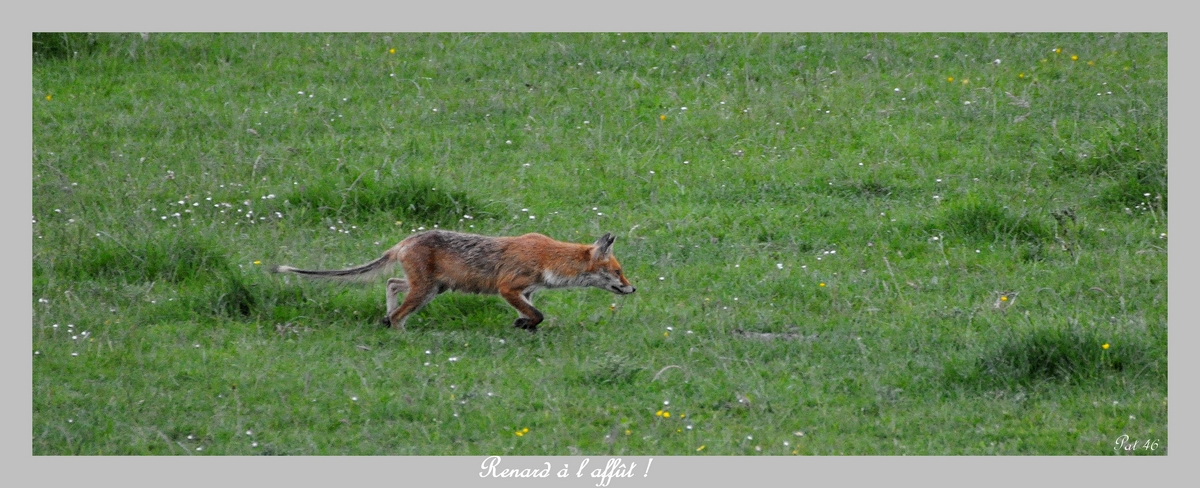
[{"x1": 590, "y1": 233, "x2": 636, "y2": 295}]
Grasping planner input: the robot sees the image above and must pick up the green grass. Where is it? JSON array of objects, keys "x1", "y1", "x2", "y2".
[{"x1": 32, "y1": 33, "x2": 1167, "y2": 455}]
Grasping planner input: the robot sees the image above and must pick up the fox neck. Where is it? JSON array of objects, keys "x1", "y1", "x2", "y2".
[{"x1": 540, "y1": 270, "x2": 596, "y2": 289}]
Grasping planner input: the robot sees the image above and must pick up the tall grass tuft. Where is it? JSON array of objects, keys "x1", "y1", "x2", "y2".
[
  {"x1": 57, "y1": 233, "x2": 228, "y2": 284},
  {"x1": 948, "y1": 323, "x2": 1164, "y2": 388},
  {"x1": 285, "y1": 176, "x2": 495, "y2": 226},
  {"x1": 936, "y1": 195, "x2": 1050, "y2": 243},
  {"x1": 33, "y1": 33, "x2": 101, "y2": 61}
]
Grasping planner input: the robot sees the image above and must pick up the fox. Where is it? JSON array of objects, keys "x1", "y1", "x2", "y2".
[{"x1": 271, "y1": 230, "x2": 635, "y2": 331}]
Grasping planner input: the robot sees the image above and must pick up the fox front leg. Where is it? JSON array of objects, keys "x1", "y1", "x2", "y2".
[{"x1": 500, "y1": 287, "x2": 544, "y2": 332}]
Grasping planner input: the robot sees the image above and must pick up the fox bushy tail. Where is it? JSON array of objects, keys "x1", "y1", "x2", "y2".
[{"x1": 271, "y1": 254, "x2": 396, "y2": 282}]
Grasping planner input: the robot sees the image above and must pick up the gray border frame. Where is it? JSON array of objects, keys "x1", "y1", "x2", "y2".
[{"x1": 14, "y1": 1, "x2": 1189, "y2": 486}]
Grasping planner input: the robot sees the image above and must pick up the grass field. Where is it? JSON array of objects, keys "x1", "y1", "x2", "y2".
[{"x1": 31, "y1": 33, "x2": 1167, "y2": 455}]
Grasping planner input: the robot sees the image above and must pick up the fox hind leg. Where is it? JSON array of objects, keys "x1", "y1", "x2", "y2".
[
  {"x1": 383, "y1": 277, "x2": 409, "y2": 324},
  {"x1": 384, "y1": 280, "x2": 435, "y2": 331}
]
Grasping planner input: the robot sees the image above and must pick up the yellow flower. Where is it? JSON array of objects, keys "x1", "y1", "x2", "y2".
[
  {"x1": 656, "y1": 410, "x2": 663, "y2": 417},
  {"x1": 45, "y1": 94, "x2": 52, "y2": 101},
  {"x1": 515, "y1": 431, "x2": 523, "y2": 436},
  {"x1": 680, "y1": 413, "x2": 686, "y2": 418},
  {"x1": 1019, "y1": 73, "x2": 1025, "y2": 79},
  {"x1": 1071, "y1": 55, "x2": 1078, "y2": 61},
  {"x1": 1087, "y1": 61, "x2": 1094, "y2": 66},
  {"x1": 389, "y1": 48, "x2": 395, "y2": 54},
  {"x1": 1001, "y1": 296, "x2": 1008, "y2": 302},
  {"x1": 962, "y1": 78, "x2": 970, "y2": 85},
  {"x1": 1054, "y1": 47, "x2": 1062, "y2": 54},
  {"x1": 664, "y1": 332, "x2": 669, "y2": 337},
  {"x1": 663, "y1": 412, "x2": 671, "y2": 418},
  {"x1": 659, "y1": 114, "x2": 666, "y2": 121},
  {"x1": 819, "y1": 283, "x2": 826, "y2": 288},
  {"x1": 522, "y1": 427, "x2": 529, "y2": 433},
  {"x1": 625, "y1": 429, "x2": 631, "y2": 435},
  {"x1": 946, "y1": 76, "x2": 954, "y2": 82},
  {"x1": 697, "y1": 445, "x2": 706, "y2": 451},
  {"x1": 253, "y1": 260, "x2": 261, "y2": 265},
  {"x1": 1102, "y1": 343, "x2": 1110, "y2": 350}
]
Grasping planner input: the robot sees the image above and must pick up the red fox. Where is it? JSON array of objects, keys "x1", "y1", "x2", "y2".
[{"x1": 272, "y1": 231, "x2": 635, "y2": 331}]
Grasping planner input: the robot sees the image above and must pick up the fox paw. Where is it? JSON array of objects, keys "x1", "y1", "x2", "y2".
[
  {"x1": 380, "y1": 316, "x2": 392, "y2": 328},
  {"x1": 513, "y1": 318, "x2": 538, "y2": 332}
]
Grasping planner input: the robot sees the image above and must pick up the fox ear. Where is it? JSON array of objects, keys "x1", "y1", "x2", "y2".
[{"x1": 592, "y1": 232, "x2": 616, "y2": 259}]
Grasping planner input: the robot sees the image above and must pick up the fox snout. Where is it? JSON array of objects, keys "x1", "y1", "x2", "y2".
[{"x1": 609, "y1": 284, "x2": 636, "y2": 295}]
